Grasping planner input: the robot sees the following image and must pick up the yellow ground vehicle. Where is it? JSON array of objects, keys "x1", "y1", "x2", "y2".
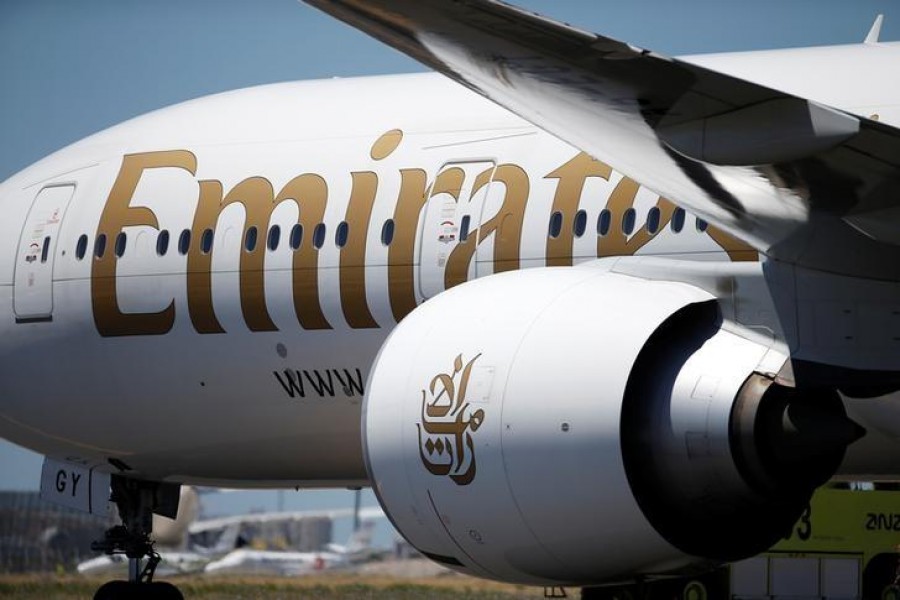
[
  {"x1": 584, "y1": 486, "x2": 900, "y2": 600},
  {"x1": 728, "y1": 485, "x2": 900, "y2": 599}
]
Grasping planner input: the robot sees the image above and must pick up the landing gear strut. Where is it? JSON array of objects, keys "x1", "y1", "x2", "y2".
[{"x1": 92, "y1": 476, "x2": 184, "y2": 600}]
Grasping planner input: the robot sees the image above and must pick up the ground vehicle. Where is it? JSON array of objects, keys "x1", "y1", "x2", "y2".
[
  {"x1": 590, "y1": 486, "x2": 900, "y2": 600},
  {"x1": 730, "y1": 486, "x2": 900, "y2": 600}
]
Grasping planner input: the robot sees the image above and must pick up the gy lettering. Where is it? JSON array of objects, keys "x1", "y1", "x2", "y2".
[{"x1": 55, "y1": 469, "x2": 82, "y2": 497}]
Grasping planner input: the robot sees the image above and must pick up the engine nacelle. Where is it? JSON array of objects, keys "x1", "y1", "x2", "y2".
[{"x1": 364, "y1": 266, "x2": 857, "y2": 586}]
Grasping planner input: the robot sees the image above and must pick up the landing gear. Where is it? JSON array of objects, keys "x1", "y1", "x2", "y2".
[{"x1": 91, "y1": 476, "x2": 184, "y2": 600}]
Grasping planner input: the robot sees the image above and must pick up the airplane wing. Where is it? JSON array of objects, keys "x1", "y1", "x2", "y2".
[{"x1": 304, "y1": 0, "x2": 900, "y2": 281}]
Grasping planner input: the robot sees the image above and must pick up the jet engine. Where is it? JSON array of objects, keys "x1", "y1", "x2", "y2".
[{"x1": 364, "y1": 266, "x2": 861, "y2": 586}]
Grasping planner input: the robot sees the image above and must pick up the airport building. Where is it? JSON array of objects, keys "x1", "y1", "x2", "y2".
[{"x1": 0, "y1": 492, "x2": 112, "y2": 573}]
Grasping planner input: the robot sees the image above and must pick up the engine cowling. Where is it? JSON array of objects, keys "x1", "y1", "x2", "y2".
[{"x1": 364, "y1": 266, "x2": 859, "y2": 586}]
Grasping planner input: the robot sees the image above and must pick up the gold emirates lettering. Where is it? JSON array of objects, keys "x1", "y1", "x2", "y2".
[
  {"x1": 545, "y1": 152, "x2": 611, "y2": 267},
  {"x1": 92, "y1": 130, "x2": 756, "y2": 337},
  {"x1": 417, "y1": 353, "x2": 484, "y2": 486},
  {"x1": 92, "y1": 150, "x2": 192, "y2": 336},
  {"x1": 444, "y1": 164, "x2": 529, "y2": 289}
]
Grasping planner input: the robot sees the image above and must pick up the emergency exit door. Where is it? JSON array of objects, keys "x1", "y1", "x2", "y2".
[
  {"x1": 14, "y1": 185, "x2": 75, "y2": 321},
  {"x1": 418, "y1": 161, "x2": 496, "y2": 299}
]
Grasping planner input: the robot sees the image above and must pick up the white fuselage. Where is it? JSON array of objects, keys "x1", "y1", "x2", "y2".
[
  {"x1": 1, "y1": 42, "x2": 899, "y2": 488},
  {"x1": 203, "y1": 548, "x2": 345, "y2": 576}
]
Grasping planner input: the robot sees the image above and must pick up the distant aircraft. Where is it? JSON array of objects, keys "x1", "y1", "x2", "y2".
[
  {"x1": 188, "y1": 504, "x2": 383, "y2": 537},
  {"x1": 3, "y1": 1, "x2": 900, "y2": 599},
  {"x1": 203, "y1": 520, "x2": 378, "y2": 576},
  {"x1": 77, "y1": 489, "x2": 383, "y2": 578},
  {"x1": 77, "y1": 551, "x2": 212, "y2": 580}
]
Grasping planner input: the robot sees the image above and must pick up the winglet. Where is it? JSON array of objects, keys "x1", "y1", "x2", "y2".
[{"x1": 865, "y1": 14, "x2": 883, "y2": 44}]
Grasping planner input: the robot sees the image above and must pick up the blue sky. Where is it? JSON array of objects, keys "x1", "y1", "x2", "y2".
[
  {"x1": 1, "y1": 0, "x2": 894, "y2": 181},
  {"x1": 0, "y1": 0, "x2": 895, "y2": 541}
]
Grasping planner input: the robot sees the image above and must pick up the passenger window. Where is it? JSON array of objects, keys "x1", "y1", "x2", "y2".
[
  {"x1": 381, "y1": 219, "x2": 395, "y2": 246},
  {"x1": 267, "y1": 225, "x2": 281, "y2": 251},
  {"x1": 646, "y1": 207, "x2": 661, "y2": 234},
  {"x1": 671, "y1": 208, "x2": 685, "y2": 233},
  {"x1": 201, "y1": 229, "x2": 214, "y2": 254},
  {"x1": 573, "y1": 210, "x2": 587, "y2": 238},
  {"x1": 313, "y1": 224, "x2": 326, "y2": 249},
  {"x1": 335, "y1": 221, "x2": 349, "y2": 248},
  {"x1": 114, "y1": 232, "x2": 127, "y2": 258},
  {"x1": 178, "y1": 230, "x2": 191, "y2": 255},
  {"x1": 597, "y1": 209, "x2": 611, "y2": 236},
  {"x1": 244, "y1": 226, "x2": 258, "y2": 252},
  {"x1": 157, "y1": 230, "x2": 170, "y2": 256},
  {"x1": 622, "y1": 208, "x2": 636, "y2": 235},
  {"x1": 548, "y1": 211, "x2": 563, "y2": 238},
  {"x1": 289, "y1": 224, "x2": 303, "y2": 250},
  {"x1": 94, "y1": 234, "x2": 107, "y2": 259},
  {"x1": 696, "y1": 218, "x2": 709, "y2": 233},
  {"x1": 459, "y1": 215, "x2": 471, "y2": 242},
  {"x1": 40, "y1": 236, "x2": 51, "y2": 263},
  {"x1": 76, "y1": 234, "x2": 88, "y2": 261}
]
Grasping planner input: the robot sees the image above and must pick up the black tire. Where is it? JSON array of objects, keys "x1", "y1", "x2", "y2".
[
  {"x1": 682, "y1": 580, "x2": 708, "y2": 600},
  {"x1": 94, "y1": 580, "x2": 183, "y2": 600},
  {"x1": 94, "y1": 580, "x2": 130, "y2": 600},
  {"x1": 864, "y1": 553, "x2": 900, "y2": 599}
]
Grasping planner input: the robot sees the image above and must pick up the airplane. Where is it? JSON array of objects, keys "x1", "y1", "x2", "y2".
[
  {"x1": 77, "y1": 551, "x2": 212, "y2": 581},
  {"x1": 186, "y1": 505, "x2": 384, "y2": 539},
  {"x1": 78, "y1": 501, "x2": 382, "y2": 578},
  {"x1": 2, "y1": 1, "x2": 900, "y2": 599},
  {"x1": 202, "y1": 519, "x2": 378, "y2": 576}
]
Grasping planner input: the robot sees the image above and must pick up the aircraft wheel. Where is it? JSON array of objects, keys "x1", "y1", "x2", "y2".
[
  {"x1": 93, "y1": 580, "x2": 183, "y2": 600},
  {"x1": 94, "y1": 580, "x2": 129, "y2": 600},
  {"x1": 682, "y1": 580, "x2": 707, "y2": 600},
  {"x1": 883, "y1": 584, "x2": 900, "y2": 600}
]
